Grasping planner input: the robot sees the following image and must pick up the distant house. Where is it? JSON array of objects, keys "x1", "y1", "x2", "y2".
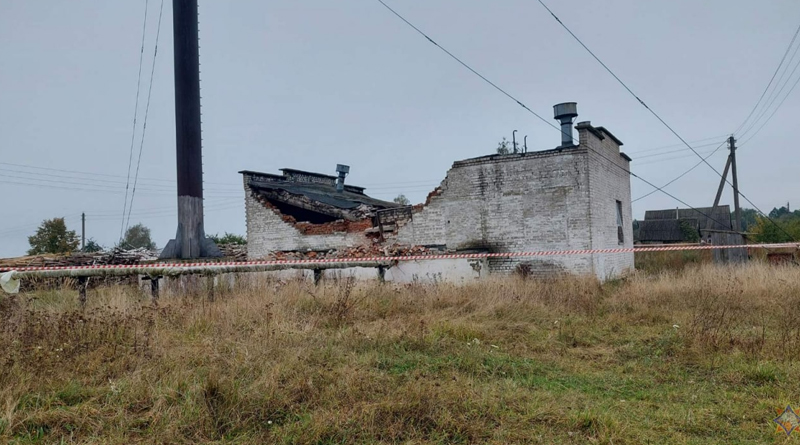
[{"x1": 636, "y1": 206, "x2": 733, "y2": 244}]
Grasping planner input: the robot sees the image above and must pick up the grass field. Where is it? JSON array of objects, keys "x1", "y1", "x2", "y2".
[{"x1": 1, "y1": 263, "x2": 800, "y2": 443}]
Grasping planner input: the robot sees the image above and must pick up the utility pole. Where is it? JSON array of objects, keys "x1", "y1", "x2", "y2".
[
  {"x1": 160, "y1": 0, "x2": 220, "y2": 259},
  {"x1": 81, "y1": 212, "x2": 86, "y2": 251},
  {"x1": 712, "y1": 155, "x2": 731, "y2": 210},
  {"x1": 712, "y1": 137, "x2": 743, "y2": 232},
  {"x1": 729, "y1": 136, "x2": 742, "y2": 232}
]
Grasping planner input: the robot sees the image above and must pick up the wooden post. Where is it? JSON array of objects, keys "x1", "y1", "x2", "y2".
[
  {"x1": 150, "y1": 277, "x2": 160, "y2": 302},
  {"x1": 207, "y1": 275, "x2": 215, "y2": 302},
  {"x1": 712, "y1": 155, "x2": 732, "y2": 210},
  {"x1": 729, "y1": 136, "x2": 742, "y2": 232},
  {"x1": 77, "y1": 277, "x2": 87, "y2": 307}
]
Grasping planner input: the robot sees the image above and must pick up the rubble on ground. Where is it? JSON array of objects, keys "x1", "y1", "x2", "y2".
[
  {"x1": 268, "y1": 244, "x2": 446, "y2": 261},
  {"x1": 216, "y1": 243, "x2": 247, "y2": 261},
  {"x1": 0, "y1": 247, "x2": 159, "y2": 271}
]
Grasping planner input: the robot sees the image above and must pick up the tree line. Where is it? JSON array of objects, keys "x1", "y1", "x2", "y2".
[
  {"x1": 25, "y1": 218, "x2": 245, "y2": 256},
  {"x1": 745, "y1": 205, "x2": 800, "y2": 243}
]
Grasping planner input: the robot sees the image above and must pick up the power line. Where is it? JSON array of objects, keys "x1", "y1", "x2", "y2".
[
  {"x1": 732, "y1": 20, "x2": 800, "y2": 136},
  {"x1": 631, "y1": 134, "x2": 730, "y2": 154},
  {"x1": 738, "y1": 40, "x2": 800, "y2": 138},
  {"x1": 534, "y1": 0, "x2": 729, "y2": 181},
  {"x1": 632, "y1": 140, "x2": 727, "y2": 202},
  {"x1": 739, "y1": 70, "x2": 800, "y2": 147},
  {"x1": 535, "y1": 0, "x2": 794, "y2": 240},
  {"x1": 631, "y1": 141, "x2": 725, "y2": 160},
  {"x1": 125, "y1": 0, "x2": 165, "y2": 235},
  {"x1": 121, "y1": 0, "x2": 151, "y2": 242},
  {"x1": 0, "y1": 161, "x2": 242, "y2": 188},
  {"x1": 374, "y1": 0, "x2": 576, "y2": 145},
  {"x1": 634, "y1": 146, "x2": 725, "y2": 167},
  {"x1": 374, "y1": 0, "x2": 733, "y2": 231}
]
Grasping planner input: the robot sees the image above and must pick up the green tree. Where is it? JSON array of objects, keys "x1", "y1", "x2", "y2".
[
  {"x1": 679, "y1": 220, "x2": 700, "y2": 243},
  {"x1": 768, "y1": 206, "x2": 790, "y2": 219},
  {"x1": 121, "y1": 223, "x2": 157, "y2": 250},
  {"x1": 751, "y1": 216, "x2": 800, "y2": 243},
  {"x1": 737, "y1": 208, "x2": 759, "y2": 232},
  {"x1": 27, "y1": 217, "x2": 80, "y2": 255},
  {"x1": 496, "y1": 137, "x2": 511, "y2": 155},
  {"x1": 83, "y1": 238, "x2": 104, "y2": 253},
  {"x1": 393, "y1": 194, "x2": 410, "y2": 206},
  {"x1": 209, "y1": 232, "x2": 246, "y2": 245}
]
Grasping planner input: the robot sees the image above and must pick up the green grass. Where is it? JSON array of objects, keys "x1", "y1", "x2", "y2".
[{"x1": 1, "y1": 264, "x2": 800, "y2": 443}]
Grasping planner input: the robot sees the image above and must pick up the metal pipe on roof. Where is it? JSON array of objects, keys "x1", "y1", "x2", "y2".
[{"x1": 512, "y1": 130, "x2": 518, "y2": 154}]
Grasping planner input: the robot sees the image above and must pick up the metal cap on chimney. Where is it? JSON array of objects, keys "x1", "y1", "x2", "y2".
[
  {"x1": 335, "y1": 164, "x2": 350, "y2": 193},
  {"x1": 553, "y1": 102, "x2": 578, "y2": 148}
]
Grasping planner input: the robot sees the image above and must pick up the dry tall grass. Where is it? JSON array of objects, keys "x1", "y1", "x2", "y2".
[{"x1": 1, "y1": 264, "x2": 799, "y2": 443}]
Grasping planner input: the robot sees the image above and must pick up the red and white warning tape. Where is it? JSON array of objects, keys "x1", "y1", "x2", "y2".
[{"x1": 5, "y1": 242, "x2": 798, "y2": 273}]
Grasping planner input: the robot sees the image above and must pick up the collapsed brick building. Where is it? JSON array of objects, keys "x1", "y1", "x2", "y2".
[{"x1": 241, "y1": 103, "x2": 634, "y2": 280}]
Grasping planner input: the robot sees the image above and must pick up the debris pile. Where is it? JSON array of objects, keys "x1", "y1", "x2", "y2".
[
  {"x1": 0, "y1": 247, "x2": 158, "y2": 271},
  {"x1": 217, "y1": 243, "x2": 247, "y2": 261},
  {"x1": 268, "y1": 244, "x2": 444, "y2": 261}
]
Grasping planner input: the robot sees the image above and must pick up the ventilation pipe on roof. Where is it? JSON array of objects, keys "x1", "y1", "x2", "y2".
[
  {"x1": 553, "y1": 102, "x2": 578, "y2": 148},
  {"x1": 336, "y1": 164, "x2": 350, "y2": 193}
]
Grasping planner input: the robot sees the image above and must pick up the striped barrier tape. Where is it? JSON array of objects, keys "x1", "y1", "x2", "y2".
[{"x1": 4, "y1": 242, "x2": 798, "y2": 273}]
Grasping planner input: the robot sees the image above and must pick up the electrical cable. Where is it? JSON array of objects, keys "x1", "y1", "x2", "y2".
[
  {"x1": 534, "y1": 0, "x2": 795, "y2": 240},
  {"x1": 632, "y1": 140, "x2": 728, "y2": 202},
  {"x1": 125, "y1": 0, "x2": 165, "y2": 235},
  {"x1": 375, "y1": 0, "x2": 734, "y2": 231},
  {"x1": 120, "y1": 0, "x2": 151, "y2": 242},
  {"x1": 738, "y1": 42, "x2": 800, "y2": 138},
  {"x1": 732, "y1": 20, "x2": 800, "y2": 136}
]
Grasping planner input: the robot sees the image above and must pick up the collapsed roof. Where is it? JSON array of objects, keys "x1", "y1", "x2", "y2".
[{"x1": 240, "y1": 168, "x2": 399, "y2": 224}]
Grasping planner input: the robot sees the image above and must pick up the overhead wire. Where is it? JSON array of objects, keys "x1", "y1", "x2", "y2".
[
  {"x1": 732, "y1": 20, "x2": 800, "y2": 136},
  {"x1": 634, "y1": 146, "x2": 726, "y2": 167},
  {"x1": 631, "y1": 141, "x2": 725, "y2": 160},
  {"x1": 125, "y1": 0, "x2": 165, "y2": 236},
  {"x1": 374, "y1": 0, "x2": 734, "y2": 230},
  {"x1": 738, "y1": 40, "x2": 800, "y2": 138},
  {"x1": 534, "y1": 0, "x2": 795, "y2": 240},
  {"x1": 0, "y1": 161, "x2": 242, "y2": 188},
  {"x1": 739, "y1": 70, "x2": 800, "y2": 147},
  {"x1": 632, "y1": 140, "x2": 728, "y2": 202},
  {"x1": 374, "y1": 0, "x2": 575, "y2": 144},
  {"x1": 534, "y1": 0, "x2": 728, "y2": 179},
  {"x1": 120, "y1": 0, "x2": 151, "y2": 242},
  {"x1": 631, "y1": 134, "x2": 730, "y2": 154}
]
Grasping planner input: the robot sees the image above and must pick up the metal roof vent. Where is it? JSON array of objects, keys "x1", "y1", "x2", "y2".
[
  {"x1": 553, "y1": 102, "x2": 578, "y2": 147},
  {"x1": 335, "y1": 164, "x2": 350, "y2": 192}
]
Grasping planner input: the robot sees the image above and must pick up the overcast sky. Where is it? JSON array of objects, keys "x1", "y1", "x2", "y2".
[{"x1": 1, "y1": 0, "x2": 798, "y2": 257}]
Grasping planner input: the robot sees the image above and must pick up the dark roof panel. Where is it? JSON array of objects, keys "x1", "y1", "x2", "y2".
[
  {"x1": 638, "y1": 219, "x2": 698, "y2": 242},
  {"x1": 644, "y1": 206, "x2": 731, "y2": 231},
  {"x1": 248, "y1": 180, "x2": 398, "y2": 210}
]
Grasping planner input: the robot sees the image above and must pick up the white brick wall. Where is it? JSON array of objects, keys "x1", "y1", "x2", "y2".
[
  {"x1": 395, "y1": 150, "x2": 595, "y2": 277},
  {"x1": 393, "y1": 127, "x2": 633, "y2": 280},
  {"x1": 584, "y1": 129, "x2": 635, "y2": 279}
]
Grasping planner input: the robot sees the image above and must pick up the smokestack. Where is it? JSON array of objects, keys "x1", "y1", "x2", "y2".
[
  {"x1": 336, "y1": 164, "x2": 350, "y2": 193},
  {"x1": 159, "y1": 0, "x2": 220, "y2": 259},
  {"x1": 553, "y1": 102, "x2": 578, "y2": 148}
]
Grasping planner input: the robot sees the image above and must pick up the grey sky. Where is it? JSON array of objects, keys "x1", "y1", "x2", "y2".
[{"x1": 1, "y1": 0, "x2": 798, "y2": 257}]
